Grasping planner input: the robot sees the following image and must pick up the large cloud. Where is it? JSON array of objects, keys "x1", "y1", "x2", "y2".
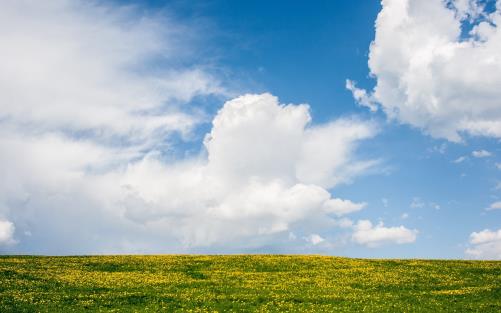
[
  {"x1": 0, "y1": 0, "x2": 416, "y2": 253},
  {"x1": 349, "y1": 0, "x2": 501, "y2": 142},
  {"x1": 465, "y1": 229, "x2": 501, "y2": 259},
  {"x1": 118, "y1": 94, "x2": 378, "y2": 248},
  {"x1": 0, "y1": 0, "x2": 222, "y2": 253},
  {"x1": 1, "y1": 92, "x2": 387, "y2": 253}
]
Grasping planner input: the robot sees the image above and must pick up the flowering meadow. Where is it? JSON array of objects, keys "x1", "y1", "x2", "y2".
[{"x1": 0, "y1": 255, "x2": 500, "y2": 312}]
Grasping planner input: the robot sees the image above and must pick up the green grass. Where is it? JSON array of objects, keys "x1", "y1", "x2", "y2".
[{"x1": 1, "y1": 255, "x2": 500, "y2": 312}]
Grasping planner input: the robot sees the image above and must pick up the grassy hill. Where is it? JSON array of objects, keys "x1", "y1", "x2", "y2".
[{"x1": 1, "y1": 255, "x2": 500, "y2": 312}]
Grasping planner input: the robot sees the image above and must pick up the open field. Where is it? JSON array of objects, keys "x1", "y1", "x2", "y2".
[{"x1": 0, "y1": 255, "x2": 500, "y2": 312}]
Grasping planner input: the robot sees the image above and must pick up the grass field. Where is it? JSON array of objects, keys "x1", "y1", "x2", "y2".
[{"x1": 0, "y1": 255, "x2": 500, "y2": 312}]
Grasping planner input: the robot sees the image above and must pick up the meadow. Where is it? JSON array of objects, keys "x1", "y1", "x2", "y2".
[{"x1": 0, "y1": 255, "x2": 500, "y2": 312}]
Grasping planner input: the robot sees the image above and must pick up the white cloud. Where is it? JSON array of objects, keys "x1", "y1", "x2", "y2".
[
  {"x1": 118, "y1": 94, "x2": 377, "y2": 248},
  {"x1": 496, "y1": 163, "x2": 501, "y2": 170},
  {"x1": 305, "y1": 234, "x2": 325, "y2": 245},
  {"x1": 0, "y1": 219, "x2": 15, "y2": 245},
  {"x1": 323, "y1": 198, "x2": 367, "y2": 216},
  {"x1": 295, "y1": 117, "x2": 380, "y2": 188},
  {"x1": 0, "y1": 1, "x2": 417, "y2": 254},
  {"x1": 350, "y1": 0, "x2": 501, "y2": 142},
  {"x1": 453, "y1": 156, "x2": 468, "y2": 163},
  {"x1": 486, "y1": 201, "x2": 501, "y2": 211},
  {"x1": 472, "y1": 150, "x2": 492, "y2": 158},
  {"x1": 334, "y1": 218, "x2": 354, "y2": 229},
  {"x1": 466, "y1": 229, "x2": 501, "y2": 259},
  {"x1": 0, "y1": 0, "x2": 223, "y2": 146},
  {"x1": 352, "y1": 220, "x2": 417, "y2": 247},
  {"x1": 453, "y1": 0, "x2": 485, "y2": 20},
  {"x1": 345, "y1": 80, "x2": 378, "y2": 112},
  {"x1": 1, "y1": 89, "x2": 381, "y2": 252},
  {"x1": 0, "y1": 0, "x2": 221, "y2": 253},
  {"x1": 0, "y1": 0, "x2": 224, "y2": 252}
]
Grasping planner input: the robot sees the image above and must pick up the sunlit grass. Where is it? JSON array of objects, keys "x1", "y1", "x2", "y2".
[{"x1": 1, "y1": 255, "x2": 500, "y2": 312}]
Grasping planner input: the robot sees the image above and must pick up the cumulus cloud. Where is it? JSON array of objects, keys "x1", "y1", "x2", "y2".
[
  {"x1": 486, "y1": 201, "x2": 501, "y2": 211},
  {"x1": 1, "y1": 88, "x2": 383, "y2": 252},
  {"x1": 349, "y1": 0, "x2": 501, "y2": 142},
  {"x1": 117, "y1": 93, "x2": 378, "y2": 248},
  {"x1": 472, "y1": 150, "x2": 492, "y2": 158},
  {"x1": 0, "y1": 1, "x2": 417, "y2": 254},
  {"x1": 305, "y1": 234, "x2": 325, "y2": 245},
  {"x1": 0, "y1": 220, "x2": 15, "y2": 246},
  {"x1": 466, "y1": 229, "x2": 501, "y2": 259},
  {"x1": 323, "y1": 198, "x2": 367, "y2": 216},
  {"x1": 352, "y1": 220, "x2": 418, "y2": 247}
]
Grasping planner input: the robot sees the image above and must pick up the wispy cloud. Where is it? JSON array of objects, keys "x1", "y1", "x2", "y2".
[
  {"x1": 0, "y1": 220, "x2": 15, "y2": 246},
  {"x1": 345, "y1": 80, "x2": 378, "y2": 112},
  {"x1": 453, "y1": 156, "x2": 468, "y2": 164}
]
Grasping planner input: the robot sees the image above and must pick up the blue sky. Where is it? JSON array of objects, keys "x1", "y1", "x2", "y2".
[{"x1": 0, "y1": 0, "x2": 500, "y2": 258}]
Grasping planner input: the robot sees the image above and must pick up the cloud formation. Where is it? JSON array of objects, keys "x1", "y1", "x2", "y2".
[
  {"x1": 0, "y1": 0, "x2": 222, "y2": 253},
  {"x1": 305, "y1": 234, "x2": 326, "y2": 246},
  {"x1": 1, "y1": 88, "x2": 391, "y2": 253},
  {"x1": 0, "y1": 220, "x2": 15, "y2": 246},
  {"x1": 349, "y1": 0, "x2": 501, "y2": 142},
  {"x1": 0, "y1": 0, "x2": 223, "y2": 146},
  {"x1": 472, "y1": 150, "x2": 492, "y2": 158},
  {"x1": 99, "y1": 94, "x2": 381, "y2": 250},
  {"x1": 352, "y1": 220, "x2": 418, "y2": 247},
  {"x1": 466, "y1": 229, "x2": 501, "y2": 259},
  {"x1": 0, "y1": 0, "x2": 417, "y2": 254},
  {"x1": 486, "y1": 201, "x2": 501, "y2": 211},
  {"x1": 122, "y1": 94, "x2": 379, "y2": 247}
]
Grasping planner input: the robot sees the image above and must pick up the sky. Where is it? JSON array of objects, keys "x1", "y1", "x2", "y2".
[{"x1": 0, "y1": 0, "x2": 500, "y2": 259}]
